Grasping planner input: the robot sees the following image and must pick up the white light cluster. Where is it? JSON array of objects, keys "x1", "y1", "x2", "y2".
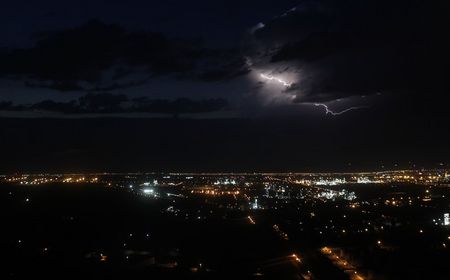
[
  {"x1": 357, "y1": 177, "x2": 372, "y2": 184},
  {"x1": 315, "y1": 178, "x2": 346, "y2": 186},
  {"x1": 317, "y1": 189, "x2": 356, "y2": 201},
  {"x1": 213, "y1": 179, "x2": 236, "y2": 185},
  {"x1": 143, "y1": 188, "x2": 154, "y2": 194}
]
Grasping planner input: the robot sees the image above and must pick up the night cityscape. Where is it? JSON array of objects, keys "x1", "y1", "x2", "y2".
[
  {"x1": 2, "y1": 170, "x2": 450, "y2": 279},
  {"x1": 1, "y1": 0, "x2": 450, "y2": 279}
]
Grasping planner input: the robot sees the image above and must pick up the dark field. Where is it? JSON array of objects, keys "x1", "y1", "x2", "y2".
[
  {"x1": 2, "y1": 182, "x2": 450, "y2": 280},
  {"x1": 1, "y1": 184, "x2": 299, "y2": 280}
]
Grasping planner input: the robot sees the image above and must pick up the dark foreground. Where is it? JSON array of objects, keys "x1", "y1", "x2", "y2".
[{"x1": 1, "y1": 180, "x2": 450, "y2": 279}]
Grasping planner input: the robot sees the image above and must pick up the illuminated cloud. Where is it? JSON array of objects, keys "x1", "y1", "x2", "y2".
[
  {"x1": 260, "y1": 73, "x2": 292, "y2": 87},
  {"x1": 249, "y1": 22, "x2": 265, "y2": 34}
]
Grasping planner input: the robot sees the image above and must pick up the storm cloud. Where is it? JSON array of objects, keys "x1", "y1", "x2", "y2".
[
  {"x1": 1, "y1": 1, "x2": 449, "y2": 116},
  {"x1": 246, "y1": 0, "x2": 450, "y2": 103}
]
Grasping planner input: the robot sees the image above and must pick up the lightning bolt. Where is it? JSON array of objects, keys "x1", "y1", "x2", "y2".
[
  {"x1": 259, "y1": 72, "x2": 367, "y2": 116},
  {"x1": 314, "y1": 103, "x2": 366, "y2": 116},
  {"x1": 260, "y1": 73, "x2": 292, "y2": 87}
]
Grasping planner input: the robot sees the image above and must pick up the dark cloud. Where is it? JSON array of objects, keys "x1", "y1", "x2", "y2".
[
  {"x1": 270, "y1": 32, "x2": 354, "y2": 63},
  {"x1": 24, "y1": 78, "x2": 150, "y2": 92},
  {"x1": 0, "y1": 92, "x2": 229, "y2": 115},
  {"x1": 24, "y1": 80, "x2": 84, "y2": 92},
  {"x1": 130, "y1": 96, "x2": 229, "y2": 114},
  {"x1": 0, "y1": 101, "x2": 26, "y2": 111},
  {"x1": 0, "y1": 20, "x2": 249, "y2": 93},
  {"x1": 197, "y1": 49, "x2": 251, "y2": 81},
  {"x1": 0, "y1": 101, "x2": 14, "y2": 110},
  {"x1": 77, "y1": 92, "x2": 128, "y2": 113},
  {"x1": 0, "y1": 20, "x2": 199, "y2": 80},
  {"x1": 31, "y1": 100, "x2": 79, "y2": 114}
]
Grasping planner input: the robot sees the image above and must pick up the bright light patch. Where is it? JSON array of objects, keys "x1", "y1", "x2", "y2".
[
  {"x1": 249, "y1": 22, "x2": 265, "y2": 34},
  {"x1": 260, "y1": 73, "x2": 292, "y2": 87}
]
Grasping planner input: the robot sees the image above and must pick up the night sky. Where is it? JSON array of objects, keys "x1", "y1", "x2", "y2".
[{"x1": 0, "y1": 0, "x2": 449, "y2": 173}]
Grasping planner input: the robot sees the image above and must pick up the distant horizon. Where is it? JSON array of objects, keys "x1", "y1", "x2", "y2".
[{"x1": 2, "y1": 166, "x2": 449, "y2": 177}]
